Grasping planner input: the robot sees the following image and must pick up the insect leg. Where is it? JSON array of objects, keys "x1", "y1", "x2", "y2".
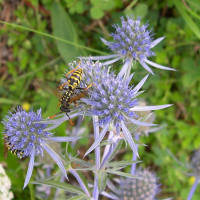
[
  {"x1": 59, "y1": 81, "x2": 69, "y2": 90},
  {"x1": 65, "y1": 112, "x2": 74, "y2": 125},
  {"x1": 56, "y1": 102, "x2": 61, "y2": 108},
  {"x1": 76, "y1": 83, "x2": 96, "y2": 91},
  {"x1": 66, "y1": 61, "x2": 81, "y2": 77},
  {"x1": 74, "y1": 100, "x2": 78, "y2": 106},
  {"x1": 49, "y1": 112, "x2": 63, "y2": 119}
]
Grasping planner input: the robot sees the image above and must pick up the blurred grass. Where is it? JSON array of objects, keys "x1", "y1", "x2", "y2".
[{"x1": 0, "y1": 0, "x2": 200, "y2": 199}]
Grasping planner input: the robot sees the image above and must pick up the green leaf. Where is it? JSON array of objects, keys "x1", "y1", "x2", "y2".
[
  {"x1": 98, "y1": 141, "x2": 112, "y2": 147},
  {"x1": 75, "y1": 168, "x2": 94, "y2": 171},
  {"x1": 51, "y1": 1, "x2": 85, "y2": 65},
  {"x1": 181, "y1": 57, "x2": 200, "y2": 87},
  {"x1": 0, "y1": 21, "x2": 107, "y2": 55},
  {"x1": 0, "y1": 98, "x2": 21, "y2": 105},
  {"x1": 106, "y1": 170, "x2": 143, "y2": 179},
  {"x1": 76, "y1": 171, "x2": 89, "y2": 191},
  {"x1": 185, "y1": 7, "x2": 200, "y2": 21},
  {"x1": 129, "y1": 113, "x2": 154, "y2": 134},
  {"x1": 68, "y1": 194, "x2": 90, "y2": 200},
  {"x1": 107, "y1": 160, "x2": 142, "y2": 168},
  {"x1": 90, "y1": 6, "x2": 104, "y2": 20},
  {"x1": 72, "y1": 157, "x2": 94, "y2": 168},
  {"x1": 106, "y1": 140, "x2": 123, "y2": 163},
  {"x1": 98, "y1": 170, "x2": 107, "y2": 193},
  {"x1": 100, "y1": 0, "x2": 115, "y2": 11},
  {"x1": 133, "y1": 138, "x2": 146, "y2": 146},
  {"x1": 65, "y1": 142, "x2": 70, "y2": 163},
  {"x1": 31, "y1": 180, "x2": 84, "y2": 194},
  {"x1": 172, "y1": 0, "x2": 200, "y2": 39},
  {"x1": 75, "y1": 1, "x2": 85, "y2": 14},
  {"x1": 133, "y1": 3, "x2": 148, "y2": 17}
]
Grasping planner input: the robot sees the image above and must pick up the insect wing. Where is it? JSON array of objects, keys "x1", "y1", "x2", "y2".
[
  {"x1": 4, "y1": 138, "x2": 8, "y2": 159},
  {"x1": 33, "y1": 79, "x2": 62, "y2": 99},
  {"x1": 69, "y1": 91, "x2": 87, "y2": 104}
]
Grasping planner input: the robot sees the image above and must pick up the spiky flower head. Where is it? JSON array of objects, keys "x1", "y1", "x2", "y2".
[
  {"x1": 0, "y1": 164, "x2": 14, "y2": 200},
  {"x1": 108, "y1": 16, "x2": 155, "y2": 61},
  {"x1": 119, "y1": 168, "x2": 159, "y2": 200},
  {"x1": 64, "y1": 60, "x2": 171, "y2": 157},
  {"x1": 191, "y1": 150, "x2": 200, "y2": 178},
  {"x1": 67, "y1": 59, "x2": 109, "y2": 89},
  {"x1": 63, "y1": 59, "x2": 111, "y2": 115},
  {"x1": 68, "y1": 59, "x2": 149, "y2": 128},
  {"x1": 80, "y1": 16, "x2": 176, "y2": 75},
  {"x1": 2, "y1": 107, "x2": 51, "y2": 157},
  {"x1": 85, "y1": 72, "x2": 139, "y2": 128},
  {"x1": 1, "y1": 107, "x2": 79, "y2": 188}
]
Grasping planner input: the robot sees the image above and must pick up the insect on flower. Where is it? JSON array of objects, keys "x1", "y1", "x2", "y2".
[
  {"x1": 33, "y1": 61, "x2": 94, "y2": 125},
  {"x1": 1, "y1": 107, "x2": 80, "y2": 188},
  {"x1": 4, "y1": 133, "x2": 24, "y2": 159}
]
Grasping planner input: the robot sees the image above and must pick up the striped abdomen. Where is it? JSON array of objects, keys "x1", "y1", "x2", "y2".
[
  {"x1": 61, "y1": 90, "x2": 74, "y2": 107},
  {"x1": 5, "y1": 135, "x2": 24, "y2": 158},
  {"x1": 68, "y1": 68, "x2": 83, "y2": 91}
]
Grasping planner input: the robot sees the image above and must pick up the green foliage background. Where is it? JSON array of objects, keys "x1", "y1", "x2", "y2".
[{"x1": 0, "y1": 0, "x2": 200, "y2": 199}]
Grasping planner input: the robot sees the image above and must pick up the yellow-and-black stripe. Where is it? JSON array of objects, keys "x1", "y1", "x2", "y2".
[{"x1": 68, "y1": 69, "x2": 83, "y2": 90}]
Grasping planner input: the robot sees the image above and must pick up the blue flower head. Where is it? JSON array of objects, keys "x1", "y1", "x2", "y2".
[
  {"x1": 68, "y1": 59, "x2": 141, "y2": 127},
  {"x1": 65, "y1": 60, "x2": 171, "y2": 157},
  {"x1": 2, "y1": 107, "x2": 79, "y2": 189},
  {"x1": 80, "y1": 16, "x2": 176, "y2": 76},
  {"x1": 3, "y1": 107, "x2": 50, "y2": 158},
  {"x1": 102, "y1": 168, "x2": 160, "y2": 200},
  {"x1": 119, "y1": 169, "x2": 159, "y2": 200},
  {"x1": 86, "y1": 72, "x2": 140, "y2": 128},
  {"x1": 108, "y1": 16, "x2": 155, "y2": 61}
]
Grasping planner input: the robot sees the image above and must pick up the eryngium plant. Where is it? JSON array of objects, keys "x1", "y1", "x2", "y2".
[
  {"x1": 102, "y1": 168, "x2": 159, "y2": 200},
  {"x1": 80, "y1": 15, "x2": 176, "y2": 77},
  {"x1": 1, "y1": 107, "x2": 80, "y2": 188},
  {"x1": 65, "y1": 59, "x2": 171, "y2": 157}
]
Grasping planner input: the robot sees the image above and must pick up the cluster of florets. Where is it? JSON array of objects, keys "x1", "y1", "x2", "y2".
[
  {"x1": 119, "y1": 168, "x2": 159, "y2": 200},
  {"x1": 69, "y1": 60, "x2": 140, "y2": 127},
  {"x1": 107, "y1": 16, "x2": 155, "y2": 61},
  {"x1": 87, "y1": 74, "x2": 139, "y2": 127},
  {"x1": 67, "y1": 59, "x2": 110, "y2": 88},
  {"x1": 2, "y1": 107, "x2": 52, "y2": 157}
]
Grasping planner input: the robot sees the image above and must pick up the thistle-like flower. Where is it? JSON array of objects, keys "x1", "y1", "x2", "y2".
[
  {"x1": 102, "y1": 168, "x2": 161, "y2": 200},
  {"x1": 80, "y1": 16, "x2": 176, "y2": 76},
  {"x1": 64, "y1": 60, "x2": 172, "y2": 157},
  {"x1": 1, "y1": 107, "x2": 80, "y2": 188}
]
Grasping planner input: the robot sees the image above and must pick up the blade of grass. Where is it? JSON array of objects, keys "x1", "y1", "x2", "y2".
[
  {"x1": 172, "y1": 0, "x2": 200, "y2": 39},
  {"x1": 125, "y1": 0, "x2": 138, "y2": 10},
  {"x1": 6, "y1": 56, "x2": 61, "y2": 83},
  {"x1": 185, "y1": 8, "x2": 200, "y2": 21},
  {"x1": 0, "y1": 20, "x2": 108, "y2": 55},
  {"x1": 0, "y1": 98, "x2": 21, "y2": 105}
]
